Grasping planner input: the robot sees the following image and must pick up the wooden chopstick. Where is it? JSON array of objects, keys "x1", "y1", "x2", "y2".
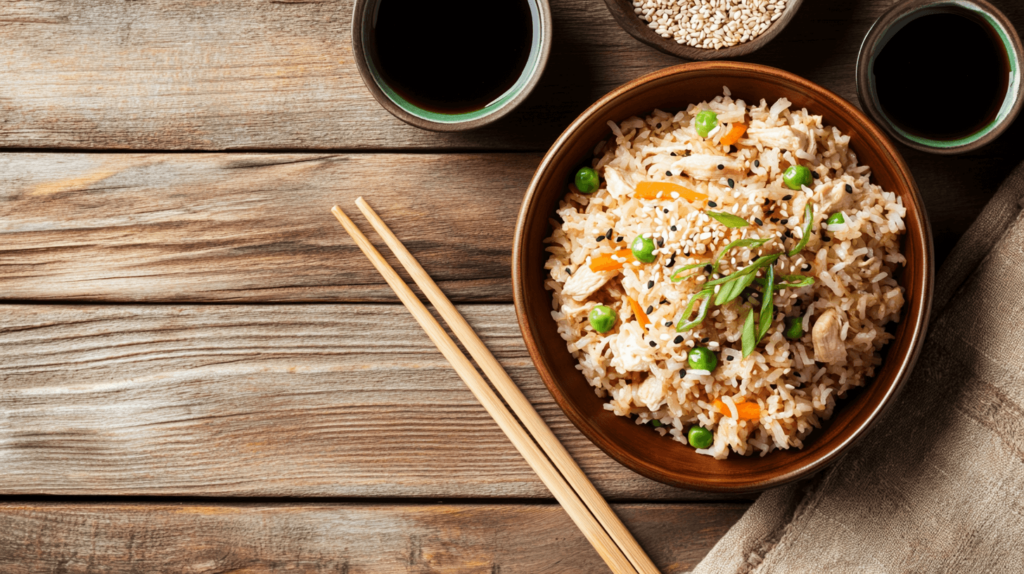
[
  {"x1": 347, "y1": 198, "x2": 660, "y2": 574},
  {"x1": 331, "y1": 204, "x2": 641, "y2": 574}
]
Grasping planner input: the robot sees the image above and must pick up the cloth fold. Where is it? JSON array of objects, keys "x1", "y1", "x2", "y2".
[{"x1": 694, "y1": 162, "x2": 1024, "y2": 574}]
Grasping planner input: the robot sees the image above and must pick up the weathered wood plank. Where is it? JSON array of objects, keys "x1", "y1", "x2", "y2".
[
  {"x1": 0, "y1": 502, "x2": 747, "y2": 573},
  {"x1": 9, "y1": 0, "x2": 1021, "y2": 151},
  {"x1": 0, "y1": 150, "x2": 1012, "y2": 305},
  {"x1": 0, "y1": 303, "x2": 743, "y2": 501},
  {"x1": 0, "y1": 153, "x2": 530, "y2": 303}
]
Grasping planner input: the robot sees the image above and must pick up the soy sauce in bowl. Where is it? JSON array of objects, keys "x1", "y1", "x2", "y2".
[
  {"x1": 370, "y1": 0, "x2": 535, "y2": 114},
  {"x1": 873, "y1": 10, "x2": 1009, "y2": 141}
]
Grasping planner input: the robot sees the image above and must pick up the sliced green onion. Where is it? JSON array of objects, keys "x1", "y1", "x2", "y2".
[
  {"x1": 741, "y1": 308, "x2": 756, "y2": 358},
  {"x1": 711, "y1": 237, "x2": 772, "y2": 273},
  {"x1": 706, "y1": 211, "x2": 751, "y2": 228},
  {"x1": 676, "y1": 288, "x2": 714, "y2": 332},
  {"x1": 705, "y1": 254, "x2": 780, "y2": 287},
  {"x1": 715, "y1": 271, "x2": 757, "y2": 306},
  {"x1": 670, "y1": 262, "x2": 708, "y2": 283},
  {"x1": 787, "y1": 203, "x2": 815, "y2": 257},
  {"x1": 754, "y1": 274, "x2": 815, "y2": 291},
  {"x1": 758, "y1": 265, "x2": 774, "y2": 341}
]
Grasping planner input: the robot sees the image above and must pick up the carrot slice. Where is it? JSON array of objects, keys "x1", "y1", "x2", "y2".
[
  {"x1": 634, "y1": 181, "x2": 708, "y2": 203},
  {"x1": 712, "y1": 398, "x2": 761, "y2": 420},
  {"x1": 589, "y1": 249, "x2": 634, "y2": 272},
  {"x1": 719, "y1": 123, "x2": 748, "y2": 146},
  {"x1": 627, "y1": 296, "x2": 650, "y2": 330}
]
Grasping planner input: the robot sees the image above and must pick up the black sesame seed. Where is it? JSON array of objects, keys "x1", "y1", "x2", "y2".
[
  {"x1": 717, "y1": 164, "x2": 724, "y2": 170},
  {"x1": 726, "y1": 355, "x2": 734, "y2": 361},
  {"x1": 673, "y1": 335, "x2": 684, "y2": 344},
  {"x1": 679, "y1": 369, "x2": 687, "y2": 377},
  {"x1": 670, "y1": 225, "x2": 677, "y2": 231},
  {"x1": 649, "y1": 340, "x2": 657, "y2": 348},
  {"x1": 845, "y1": 184, "x2": 853, "y2": 194},
  {"x1": 753, "y1": 160, "x2": 760, "y2": 167},
  {"x1": 780, "y1": 219, "x2": 788, "y2": 225},
  {"x1": 755, "y1": 218, "x2": 764, "y2": 226},
  {"x1": 704, "y1": 264, "x2": 712, "y2": 273},
  {"x1": 666, "y1": 170, "x2": 672, "y2": 176},
  {"x1": 701, "y1": 337, "x2": 710, "y2": 343},
  {"x1": 665, "y1": 321, "x2": 673, "y2": 327},
  {"x1": 606, "y1": 228, "x2": 613, "y2": 239},
  {"x1": 663, "y1": 208, "x2": 670, "y2": 214},
  {"x1": 647, "y1": 280, "x2": 655, "y2": 289},
  {"x1": 812, "y1": 171, "x2": 819, "y2": 179},
  {"x1": 770, "y1": 218, "x2": 780, "y2": 223},
  {"x1": 803, "y1": 263, "x2": 812, "y2": 271},
  {"x1": 565, "y1": 267, "x2": 573, "y2": 275},
  {"x1": 646, "y1": 305, "x2": 654, "y2": 315},
  {"x1": 596, "y1": 235, "x2": 605, "y2": 241},
  {"x1": 616, "y1": 236, "x2": 624, "y2": 242},
  {"x1": 671, "y1": 151, "x2": 677, "y2": 157},
  {"x1": 728, "y1": 178, "x2": 735, "y2": 188},
  {"x1": 656, "y1": 237, "x2": 665, "y2": 247},
  {"x1": 708, "y1": 200, "x2": 718, "y2": 207},
  {"x1": 666, "y1": 253, "x2": 676, "y2": 268},
  {"x1": 660, "y1": 299, "x2": 667, "y2": 305},
  {"x1": 657, "y1": 123, "x2": 662, "y2": 129},
  {"x1": 783, "y1": 194, "x2": 792, "y2": 200},
  {"x1": 823, "y1": 235, "x2": 832, "y2": 242}
]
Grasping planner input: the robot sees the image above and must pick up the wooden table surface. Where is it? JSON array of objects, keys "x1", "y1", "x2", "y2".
[{"x1": 1, "y1": 0, "x2": 1021, "y2": 571}]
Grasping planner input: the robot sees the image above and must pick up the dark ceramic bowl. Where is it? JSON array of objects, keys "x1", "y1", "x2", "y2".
[
  {"x1": 856, "y1": 0, "x2": 1024, "y2": 154},
  {"x1": 513, "y1": 62, "x2": 934, "y2": 493},
  {"x1": 351, "y1": 0, "x2": 552, "y2": 132},
  {"x1": 603, "y1": 0, "x2": 804, "y2": 60}
]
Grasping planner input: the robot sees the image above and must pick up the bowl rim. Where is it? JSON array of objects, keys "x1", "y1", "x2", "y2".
[
  {"x1": 350, "y1": 0, "x2": 553, "y2": 132},
  {"x1": 512, "y1": 61, "x2": 934, "y2": 492},
  {"x1": 601, "y1": 0, "x2": 805, "y2": 61},
  {"x1": 855, "y1": 0, "x2": 1024, "y2": 154}
]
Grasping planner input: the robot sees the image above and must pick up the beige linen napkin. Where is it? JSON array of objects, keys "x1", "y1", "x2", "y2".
[{"x1": 694, "y1": 162, "x2": 1024, "y2": 574}]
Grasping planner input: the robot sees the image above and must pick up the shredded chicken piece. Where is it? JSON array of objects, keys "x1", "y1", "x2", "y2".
[
  {"x1": 603, "y1": 167, "x2": 632, "y2": 198},
  {"x1": 609, "y1": 323, "x2": 651, "y2": 373},
  {"x1": 674, "y1": 154, "x2": 745, "y2": 180},
  {"x1": 635, "y1": 375, "x2": 666, "y2": 410},
  {"x1": 747, "y1": 126, "x2": 807, "y2": 151},
  {"x1": 812, "y1": 308, "x2": 847, "y2": 363},
  {"x1": 562, "y1": 265, "x2": 617, "y2": 301}
]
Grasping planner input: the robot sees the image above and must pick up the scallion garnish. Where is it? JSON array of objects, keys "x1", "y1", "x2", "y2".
[
  {"x1": 706, "y1": 211, "x2": 751, "y2": 228},
  {"x1": 675, "y1": 288, "x2": 714, "y2": 332},
  {"x1": 787, "y1": 203, "x2": 815, "y2": 256},
  {"x1": 711, "y1": 237, "x2": 771, "y2": 273},
  {"x1": 758, "y1": 265, "x2": 774, "y2": 341},
  {"x1": 741, "y1": 308, "x2": 756, "y2": 358}
]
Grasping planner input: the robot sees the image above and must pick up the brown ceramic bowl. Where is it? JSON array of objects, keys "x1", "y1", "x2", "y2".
[
  {"x1": 603, "y1": 0, "x2": 804, "y2": 60},
  {"x1": 513, "y1": 62, "x2": 934, "y2": 493}
]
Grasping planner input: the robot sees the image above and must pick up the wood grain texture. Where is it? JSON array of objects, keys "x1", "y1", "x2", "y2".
[
  {"x1": 5, "y1": 0, "x2": 1020, "y2": 152},
  {"x1": 0, "y1": 153, "x2": 530, "y2": 303},
  {"x1": 0, "y1": 502, "x2": 748, "y2": 573},
  {"x1": 0, "y1": 149, "x2": 1013, "y2": 306},
  {"x1": 0, "y1": 303, "x2": 743, "y2": 501}
]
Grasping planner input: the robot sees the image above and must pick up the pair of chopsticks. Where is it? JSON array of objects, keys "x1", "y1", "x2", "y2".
[{"x1": 332, "y1": 199, "x2": 659, "y2": 574}]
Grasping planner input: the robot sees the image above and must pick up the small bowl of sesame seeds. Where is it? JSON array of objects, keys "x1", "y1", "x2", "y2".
[{"x1": 604, "y1": 0, "x2": 804, "y2": 60}]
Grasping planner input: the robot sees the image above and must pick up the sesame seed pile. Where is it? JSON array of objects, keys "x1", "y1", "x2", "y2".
[{"x1": 632, "y1": 0, "x2": 788, "y2": 50}]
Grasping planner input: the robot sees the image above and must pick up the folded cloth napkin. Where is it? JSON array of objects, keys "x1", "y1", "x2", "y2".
[{"x1": 694, "y1": 162, "x2": 1024, "y2": 574}]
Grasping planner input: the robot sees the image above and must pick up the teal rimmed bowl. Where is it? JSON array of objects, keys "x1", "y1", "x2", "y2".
[
  {"x1": 856, "y1": 0, "x2": 1023, "y2": 154},
  {"x1": 352, "y1": 0, "x2": 552, "y2": 132}
]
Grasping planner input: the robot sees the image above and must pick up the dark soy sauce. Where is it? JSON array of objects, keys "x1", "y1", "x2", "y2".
[
  {"x1": 371, "y1": 0, "x2": 534, "y2": 114},
  {"x1": 874, "y1": 11, "x2": 1009, "y2": 140}
]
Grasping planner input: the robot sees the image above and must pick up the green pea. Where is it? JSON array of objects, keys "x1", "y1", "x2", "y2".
[
  {"x1": 784, "y1": 316, "x2": 804, "y2": 340},
  {"x1": 687, "y1": 346, "x2": 718, "y2": 371},
  {"x1": 826, "y1": 213, "x2": 845, "y2": 226},
  {"x1": 588, "y1": 305, "x2": 616, "y2": 333},
  {"x1": 688, "y1": 426, "x2": 713, "y2": 449},
  {"x1": 574, "y1": 166, "x2": 599, "y2": 194},
  {"x1": 695, "y1": 110, "x2": 718, "y2": 138},
  {"x1": 783, "y1": 165, "x2": 813, "y2": 190},
  {"x1": 651, "y1": 419, "x2": 662, "y2": 428},
  {"x1": 630, "y1": 236, "x2": 656, "y2": 263}
]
